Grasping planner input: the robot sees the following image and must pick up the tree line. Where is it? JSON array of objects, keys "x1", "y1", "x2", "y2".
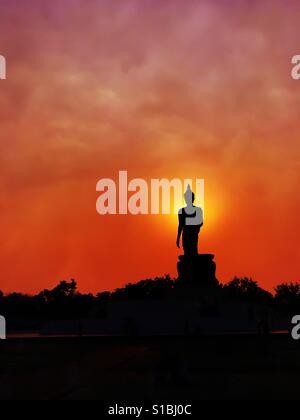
[{"x1": 0, "y1": 276, "x2": 299, "y2": 328}]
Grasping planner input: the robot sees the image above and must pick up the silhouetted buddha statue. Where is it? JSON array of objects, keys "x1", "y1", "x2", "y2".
[{"x1": 176, "y1": 185, "x2": 203, "y2": 256}]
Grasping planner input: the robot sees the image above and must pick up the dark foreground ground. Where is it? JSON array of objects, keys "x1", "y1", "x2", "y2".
[{"x1": 0, "y1": 334, "x2": 300, "y2": 400}]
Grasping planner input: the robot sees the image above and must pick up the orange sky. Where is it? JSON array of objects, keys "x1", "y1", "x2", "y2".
[{"x1": 0, "y1": 0, "x2": 299, "y2": 294}]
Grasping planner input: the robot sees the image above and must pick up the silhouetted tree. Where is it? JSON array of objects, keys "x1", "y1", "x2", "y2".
[
  {"x1": 223, "y1": 277, "x2": 273, "y2": 305},
  {"x1": 110, "y1": 275, "x2": 175, "y2": 300},
  {"x1": 38, "y1": 279, "x2": 77, "y2": 303},
  {"x1": 274, "y1": 282, "x2": 300, "y2": 314},
  {"x1": 96, "y1": 291, "x2": 111, "y2": 301},
  {"x1": 35, "y1": 279, "x2": 98, "y2": 320}
]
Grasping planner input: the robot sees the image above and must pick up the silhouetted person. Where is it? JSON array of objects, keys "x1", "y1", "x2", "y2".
[{"x1": 176, "y1": 185, "x2": 203, "y2": 256}]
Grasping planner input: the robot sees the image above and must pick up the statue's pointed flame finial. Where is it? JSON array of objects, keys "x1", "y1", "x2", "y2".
[{"x1": 184, "y1": 184, "x2": 193, "y2": 203}]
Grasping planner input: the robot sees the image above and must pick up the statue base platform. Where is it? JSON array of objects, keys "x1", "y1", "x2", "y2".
[
  {"x1": 174, "y1": 254, "x2": 220, "y2": 306},
  {"x1": 177, "y1": 254, "x2": 219, "y2": 288}
]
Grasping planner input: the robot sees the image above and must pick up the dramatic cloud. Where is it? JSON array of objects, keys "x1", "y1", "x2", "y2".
[{"x1": 0, "y1": 0, "x2": 299, "y2": 292}]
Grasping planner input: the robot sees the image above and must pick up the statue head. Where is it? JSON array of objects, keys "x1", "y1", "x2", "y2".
[{"x1": 184, "y1": 185, "x2": 195, "y2": 205}]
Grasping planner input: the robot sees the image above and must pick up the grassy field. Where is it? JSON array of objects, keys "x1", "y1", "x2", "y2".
[{"x1": 0, "y1": 334, "x2": 300, "y2": 400}]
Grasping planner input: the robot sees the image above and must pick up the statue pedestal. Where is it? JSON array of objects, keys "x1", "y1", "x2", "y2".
[
  {"x1": 177, "y1": 254, "x2": 219, "y2": 287},
  {"x1": 174, "y1": 254, "x2": 220, "y2": 309}
]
